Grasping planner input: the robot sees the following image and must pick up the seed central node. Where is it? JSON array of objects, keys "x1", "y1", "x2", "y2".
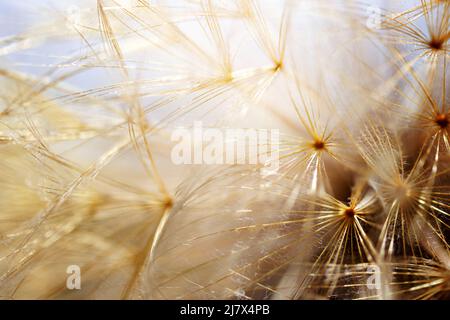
[
  {"x1": 344, "y1": 208, "x2": 355, "y2": 219},
  {"x1": 436, "y1": 114, "x2": 449, "y2": 129},
  {"x1": 312, "y1": 140, "x2": 325, "y2": 150},
  {"x1": 429, "y1": 38, "x2": 444, "y2": 51}
]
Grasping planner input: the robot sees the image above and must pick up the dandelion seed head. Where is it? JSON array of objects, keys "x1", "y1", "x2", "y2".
[{"x1": 393, "y1": 182, "x2": 412, "y2": 203}]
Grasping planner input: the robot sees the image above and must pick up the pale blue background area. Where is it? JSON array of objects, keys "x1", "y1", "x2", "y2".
[{"x1": 0, "y1": 0, "x2": 419, "y2": 91}]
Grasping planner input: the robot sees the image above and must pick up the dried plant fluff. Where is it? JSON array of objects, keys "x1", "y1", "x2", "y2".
[{"x1": 0, "y1": 0, "x2": 449, "y2": 300}]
